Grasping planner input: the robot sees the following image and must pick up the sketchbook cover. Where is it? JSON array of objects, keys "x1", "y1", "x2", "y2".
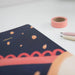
[{"x1": 0, "y1": 24, "x2": 71, "y2": 75}]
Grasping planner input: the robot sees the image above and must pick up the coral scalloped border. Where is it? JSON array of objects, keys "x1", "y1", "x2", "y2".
[
  {"x1": 0, "y1": 49, "x2": 65, "y2": 66},
  {"x1": 0, "y1": 49, "x2": 64, "y2": 59}
]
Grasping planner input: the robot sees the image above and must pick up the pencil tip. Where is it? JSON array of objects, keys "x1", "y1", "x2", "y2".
[
  {"x1": 60, "y1": 32, "x2": 63, "y2": 34},
  {"x1": 60, "y1": 35, "x2": 63, "y2": 37}
]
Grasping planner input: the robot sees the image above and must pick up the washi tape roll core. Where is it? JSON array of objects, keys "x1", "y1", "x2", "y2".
[{"x1": 51, "y1": 17, "x2": 67, "y2": 28}]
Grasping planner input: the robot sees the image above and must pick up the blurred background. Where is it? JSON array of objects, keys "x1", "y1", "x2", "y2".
[{"x1": 0, "y1": 0, "x2": 75, "y2": 8}]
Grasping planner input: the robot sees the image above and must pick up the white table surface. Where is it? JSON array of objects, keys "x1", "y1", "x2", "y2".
[{"x1": 0, "y1": 0, "x2": 75, "y2": 55}]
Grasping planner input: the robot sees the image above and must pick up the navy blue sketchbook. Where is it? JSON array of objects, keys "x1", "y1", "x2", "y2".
[{"x1": 0, "y1": 24, "x2": 71, "y2": 75}]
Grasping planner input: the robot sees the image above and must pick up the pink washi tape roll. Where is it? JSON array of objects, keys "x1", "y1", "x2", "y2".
[{"x1": 51, "y1": 17, "x2": 67, "y2": 28}]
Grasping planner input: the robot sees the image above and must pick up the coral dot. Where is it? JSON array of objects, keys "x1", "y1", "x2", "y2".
[
  {"x1": 34, "y1": 71, "x2": 40, "y2": 75},
  {"x1": 10, "y1": 31, "x2": 14, "y2": 35},
  {"x1": 21, "y1": 32, "x2": 24, "y2": 35},
  {"x1": 32, "y1": 35, "x2": 37, "y2": 40},
  {"x1": 20, "y1": 44, "x2": 23, "y2": 47},
  {"x1": 7, "y1": 41, "x2": 10, "y2": 45},
  {"x1": 42, "y1": 44, "x2": 47, "y2": 49},
  {"x1": 30, "y1": 26, "x2": 33, "y2": 29}
]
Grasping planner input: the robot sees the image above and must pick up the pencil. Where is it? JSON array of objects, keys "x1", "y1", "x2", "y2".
[
  {"x1": 61, "y1": 32, "x2": 75, "y2": 36},
  {"x1": 61, "y1": 35, "x2": 75, "y2": 41}
]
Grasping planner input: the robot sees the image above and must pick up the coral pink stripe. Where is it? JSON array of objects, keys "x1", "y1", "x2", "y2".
[
  {"x1": 31, "y1": 51, "x2": 42, "y2": 57},
  {"x1": 5, "y1": 54, "x2": 16, "y2": 59},
  {"x1": 0, "y1": 55, "x2": 4, "y2": 59},
  {"x1": 0, "y1": 56, "x2": 57, "y2": 66},
  {"x1": 18, "y1": 53, "x2": 30, "y2": 57},
  {"x1": 42, "y1": 51, "x2": 53, "y2": 56},
  {"x1": 53, "y1": 49, "x2": 64, "y2": 55}
]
